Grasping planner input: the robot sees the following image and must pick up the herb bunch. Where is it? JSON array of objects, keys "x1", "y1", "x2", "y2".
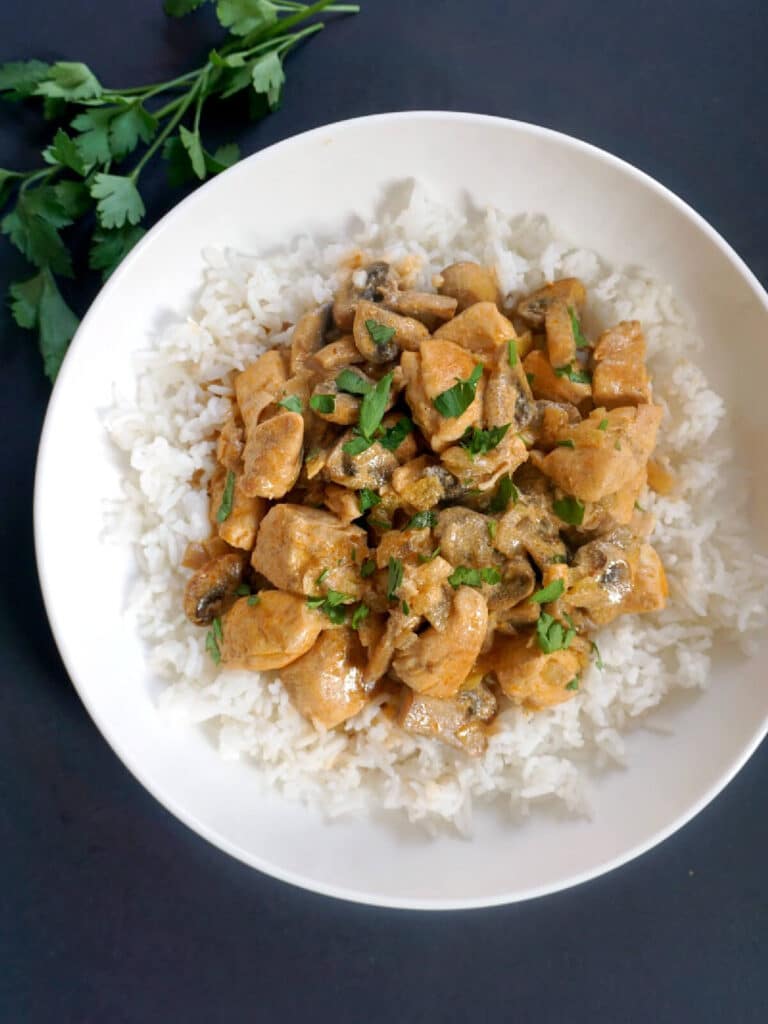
[{"x1": 0, "y1": 0, "x2": 359, "y2": 380}]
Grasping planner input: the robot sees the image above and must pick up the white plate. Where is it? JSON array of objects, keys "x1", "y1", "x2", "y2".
[{"x1": 34, "y1": 112, "x2": 768, "y2": 909}]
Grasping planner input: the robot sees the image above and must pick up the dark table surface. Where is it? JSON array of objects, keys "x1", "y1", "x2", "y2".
[{"x1": 2, "y1": 2, "x2": 767, "y2": 1021}]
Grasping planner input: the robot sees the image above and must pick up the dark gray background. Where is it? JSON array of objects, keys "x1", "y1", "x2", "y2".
[{"x1": 2, "y1": 2, "x2": 767, "y2": 1021}]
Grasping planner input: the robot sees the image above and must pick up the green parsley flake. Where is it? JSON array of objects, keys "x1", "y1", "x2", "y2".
[
  {"x1": 358, "y1": 488, "x2": 381, "y2": 513},
  {"x1": 460, "y1": 423, "x2": 510, "y2": 458},
  {"x1": 553, "y1": 495, "x2": 585, "y2": 526},
  {"x1": 365, "y1": 319, "x2": 396, "y2": 347},
  {"x1": 235, "y1": 583, "x2": 251, "y2": 596},
  {"x1": 351, "y1": 603, "x2": 370, "y2": 630},
  {"x1": 507, "y1": 338, "x2": 518, "y2": 366},
  {"x1": 378, "y1": 416, "x2": 413, "y2": 452},
  {"x1": 277, "y1": 393, "x2": 302, "y2": 414},
  {"x1": 336, "y1": 369, "x2": 371, "y2": 396},
  {"x1": 565, "y1": 676, "x2": 580, "y2": 691},
  {"x1": 387, "y1": 557, "x2": 403, "y2": 600},
  {"x1": 556, "y1": 439, "x2": 575, "y2": 449},
  {"x1": 306, "y1": 589, "x2": 353, "y2": 625},
  {"x1": 310, "y1": 393, "x2": 335, "y2": 414},
  {"x1": 554, "y1": 363, "x2": 591, "y2": 385},
  {"x1": 530, "y1": 578, "x2": 565, "y2": 603},
  {"x1": 216, "y1": 470, "x2": 236, "y2": 523},
  {"x1": 551, "y1": 554, "x2": 568, "y2": 564},
  {"x1": 401, "y1": 600, "x2": 410, "y2": 615},
  {"x1": 447, "y1": 565, "x2": 501, "y2": 589},
  {"x1": 598, "y1": 418, "x2": 609, "y2": 431},
  {"x1": 432, "y1": 363, "x2": 483, "y2": 418},
  {"x1": 205, "y1": 627, "x2": 222, "y2": 665},
  {"x1": 406, "y1": 510, "x2": 438, "y2": 530},
  {"x1": 487, "y1": 520, "x2": 498, "y2": 542},
  {"x1": 489, "y1": 474, "x2": 518, "y2": 514},
  {"x1": 526, "y1": 372, "x2": 535, "y2": 385},
  {"x1": 418, "y1": 546, "x2": 441, "y2": 564},
  {"x1": 535, "y1": 612, "x2": 575, "y2": 654},
  {"x1": 358, "y1": 371, "x2": 393, "y2": 441},
  {"x1": 315, "y1": 568, "x2": 329, "y2": 586},
  {"x1": 360, "y1": 558, "x2": 377, "y2": 578},
  {"x1": 568, "y1": 306, "x2": 589, "y2": 348},
  {"x1": 342, "y1": 432, "x2": 373, "y2": 457},
  {"x1": 591, "y1": 640, "x2": 604, "y2": 670},
  {"x1": 247, "y1": 594, "x2": 261, "y2": 606}
]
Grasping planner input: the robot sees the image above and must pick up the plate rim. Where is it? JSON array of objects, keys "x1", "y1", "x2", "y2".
[{"x1": 33, "y1": 109, "x2": 768, "y2": 910}]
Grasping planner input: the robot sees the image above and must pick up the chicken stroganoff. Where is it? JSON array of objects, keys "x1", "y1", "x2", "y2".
[{"x1": 182, "y1": 260, "x2": 670, "y2": 757}]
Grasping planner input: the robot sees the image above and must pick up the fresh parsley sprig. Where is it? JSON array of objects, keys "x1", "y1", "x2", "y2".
[{"x1": 1, "y1": 0, "x2": 360, "y2": 380}]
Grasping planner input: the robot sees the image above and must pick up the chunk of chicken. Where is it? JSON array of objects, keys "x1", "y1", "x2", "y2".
[
  {"x1": 393, "y1": 586, "x2": 488, "y2": 698},
  {"x1": 523, "y1": 349, "x2": 592, "y2": 405},
  {"x1": 544, "y1": 298, "x2": 578, "y2": 368},
  {"x1": 529, "y1": 401, "x2": 581, "y2": 448},
  {"x1": 353, "y1": 300, "x2": 429, "y2": 363},
  {"x1": 289, "y1": 305, "x2": 330, "y2": 375},
  {"x1": 280, "y1": 627, "x2": 370, "y2": 730},
  {"x1": 402, "y1": 340, "x2": 485, "y2": 453},
  {"x1": 565, "y1": 529, "x2": 667, "y2": 627},
  {"x1": 484, "y1": 633, "x2": 589, "y2": 710},
  {"x1": 333, "y1": 261, "x2": 399, "y2": 331},
  {"x1": 438, "y1": 261, "x2": 499, "y2": 312},
  {"x1": 216, "y1": 407, "x2": 244, "y2": 472},
  {"x1": 308, "y1": 335, "x2": 365, "y2": 372},
  {"x1": 220, "y1": 592, "x2": 323, "y2": 670},
  {"x1": 433, "y1": 302, "x2": 517, "y2": 365},
  {"x1": 235, "y1": 350, "x2": 287, "y2": 433},
  {"x1": 183, "y1": 551, "x2": 246, "y2": 625},
  {"x1": 386, "y1": 290, "x2": 458, "y2": 329},
  {"x1": 209, "y1": 468, "x2": 267, "y2": 550},
  {"x1": 440, "y1": 430, "x2": 528, "y2": 493},
  {"x1": 399, "y1": 555, "x2": 454, "y2": 627},
  {"x1": 375, "y1": 528, "x2": 435, "y2": 569},
  {"x1": 592, "y1": 320, "x2": 651, "y2": 408},
  {"x1": 531, "y1": 405, "x2": 662, "y2": 503},
  {"x1": 516, "y1": 278, "x2": 586, "y2": 328},
  {"x1": 390, "y1": 456, "x2": 450, "y2": 511},
  {"x1": 484, "y1": 338, "x2": 536, "y2": 430},
  {"x1": 241, "y1": 410, "x2": 304, "y2": 499},
  {"x1": 252, "y1": 504, "x2": 368, "y2": 598},
  {"x1": 323, "y1": 484, "x2": 362, "y2": 524},
  {"x1": 364, "y1": 609, "x2": 419, "y2": 685},
  {"x1": 398, "y1": 681, "x2": 497, "y2": 756}
]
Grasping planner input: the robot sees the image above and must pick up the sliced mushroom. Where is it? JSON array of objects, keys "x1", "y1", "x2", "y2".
[
  {"x1": 438, "y1": 261, "x2": 499, "y2": 312},
  {"x1": 398, "y1": 680, "x2": 497, "y2": 757},
  {"x1": 516, "y1": 277, "x2": 586, "y2": 328},
  {"x1": 289, "y1": 304, "x2": 331, "y2": 375},
  {"x1": 544, "y1": 298, "x2": 578, "y2": 369},
  {"x1": 323, "y1": 432, "x2": 399, "y2": 491},
  {"x1": 333, "y1": 261, "x2": 399, "y2": 330},
  {"x1": 309, "y1": 335, "x2": 364, "y2": 372},
  {"x1": 386, "y1": 290, "x2": 458, "y2": 329},
  {"x1": 433, "y1": 302, "x2": 517, "y2": 365},
  {"x1": 434, "y1": 507, "x2": 497, "y2": 568},
  {"x1": 234, "y1": 350, "x2": 287, "y2": 434},
  {"x1": 353, "y1": 300, "x2": 429, "y2": 363},
  {"x1": 183, "y1": 551, "x2": 247, "y2": 626}
]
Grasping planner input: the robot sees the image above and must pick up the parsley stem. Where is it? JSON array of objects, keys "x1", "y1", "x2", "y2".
[
  {"x1": 107, "y1": 70, "x2": 200, "y2": 98},
  {"x1": 19, "y1": 166, "x2": 60, "y2": 193},
  {"x1": 129, "y1": 80, "x2": 201, "y2": 183}
]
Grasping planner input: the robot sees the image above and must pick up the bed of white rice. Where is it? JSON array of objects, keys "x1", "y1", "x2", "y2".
[{"x1": 106, "y1": 183, "x2": 768, "y2": 834}]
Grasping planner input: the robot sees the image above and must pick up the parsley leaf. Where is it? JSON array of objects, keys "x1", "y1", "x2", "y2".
[
  {"x1": 336, "y1": 369, "x2": 371, "y2": 396},
  {"x1": 447, "y1": 565, "x2": 501, "y2": 588},
  {"x1": 598, "y1": 418, "x2": 609, "y2": 431},
  {"x1": 433, "y1": 363, "x2": 483, "y2": 418},
  {"x1": 110, "y1": 103, "x2": 158, "y2": 159},
  {"x1": 553, "y1": 496, "x2": 585, "y2": 526},
  {"x1": 358, "y1": 488, "x2": 380, "y2": 513},
  {"x1": 88, "y1": 224, "x2": 145, "y2": 280},
  {"x1": 0, "y1": 60, "x2": 51, "y2": 101},
  {"x1": 405, "y1": 510, "x2": 438, "y2": 530},
  {"x1": 250, "y1": 50, "x2": 285, "y2": 109},
  {"x1": 365, "y1": 319, "x2": 396, "y2": 347},
  {"x1": 2, "y1": 190, "x2": 73, "y2": 276},
  {"x1": 401, "y1": 600, "x2": 410, "y2": 615},
  {"x1": 309, "y1": 393, "x2": 335, "y2": 414},
  {"x1": 43, "y1": 129, "x2": 86, "y2": 176},
  {"x1": 378, "y1": 416, "x2": 413, "y2": 452},
  {"x1": 386, "y1": 557, "x2": 403, "y2": 600},
  {"x1": 591, "y1": 640, "x2": 604, "y2": 670},
  {"x1": 530, "y1": 579, "x2": 565, "y2": 603},
  {"x1": 550, "y1": 554, "x2": 568, "y2": 564},
  {"x1": 535, "y1": 612, "x2": 575, "y2": 654},
  {"x1": 35, "y1": 62, "x2": 102, "y2": 101},
  {"x1": 306, "y1": 588, "x2": 353, "y2": 625},
  {"x1": 556, "y1": 439, "x2": 575, "y2": 449},
  {"x1": 460, "y1": 423, "x2": 510, "y2": 458},
  {"x1": 217, "y1": 0, "x2": 279, "y2": 37},
  {"x1": 358, "y1": 371, "x2": 393, "y2": 440},
  {"x1": 342, "y1": 432, "x2": 373, "y2": 457},
  {"x1": 90, "y1": 174, "x2": 146, "y2": 229},
  {"x1": 507, "y1": 338, "x2": 518, "y2": 366},
  {"x1": 554, "y1": 363, "x2": 591, "y2": 385},
  {"x1": 71, "y1": 107, "x2": 115, "y2": 165},
  {"x1": 277, "y1": 393, "x2": 302, "y2": 413},
  {"x1": 179, "y1": 125, "x2": 207, "y2": 180},
  {"x1": 360, "y1": 558, "x2": 377, "y2": 578},
  {"x1": 216, "y1": 470, "x2": 236, "y2": 522},
  {"x1": 235, "y1": 583, "x2": 251, "y2": 596},
  {"x1": 488, "y1": 474, "x2": 518, "y2": 514},
  {"x1": 351, "y1": 603, "x2": 370, "y2": 630},
  {"x1": 164, "y1": 0, "x2": 209, "y2": 15},
  {"x1": 247, "y1": 594, "x2": 261, "y2": 606},
  {"x1": 569, "y1": 306, "x2": 589, "y2": 348},
  {"x1": 205, "y1": 616, "x2": 223, "y2": 664},
  {"x1": 9, "y1": 269, "x2": 78, "y2": 380},
  {"x1": 487, "y1": 520, "x2": 498, "y2": 542},
  {"x1": 418, "y1": 546, "x2": 441, "y2": 564},
  {"x1": 565, "y1": 676, "x2": 580, "y2": 691}
]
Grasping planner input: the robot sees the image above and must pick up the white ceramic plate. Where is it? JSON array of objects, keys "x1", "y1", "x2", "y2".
[{"x1": 35, "y1": 112, "x2": 768, "y2": 910}]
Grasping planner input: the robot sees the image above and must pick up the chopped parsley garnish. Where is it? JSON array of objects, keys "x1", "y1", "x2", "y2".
[
  {"x1": 598, "y1": 418, "x2": 609, "y2": 431},
  {"x1": 358, "y1": 370, "x2": 393, "y2": 441},
  {"x1": 556, "y1": 439, "x2": 575, "y2": 449},
  {"x1": 351, "y1": 603, "x2": 370, "y2": 630},
  {"x1": 235, "y1": 583, "x2": 251, "y2": 596},
  {"x1": 277, "y1": 393, "x2": 303, "y2": 414},
  {"x1": 405, "y1": 510, "x2": 438, "y2": 530},
  {"x1": 432, "y1": 363, "x2": 483, "y2": 418},
  {"x1": 459, "y1": 423, "x2": 510, "y2": 458},
  {"x1": 553, "y1": 495, "x2": 585, "y2": 526},
  {"x1": 368, "y1": 517, "x2": 392, "y2": 531},
  {"x1": 565, "y1": 676, "x2": 580, "y2": 691},
  {"x1": 365, "y1": 318, "x2": 396, "y2": 347},
  {"x1": 418, "y1": 546, "x2": 441, "y2": 564},
  {"x1": 489, "y1": 474, "x2": 518, "y2": 514},
  {"x1": 360, "y1": 558, "x2": 377, "y2": 578},
  {"x1": 310, "y1": 393, "x2": 335, "y2": 414},
  {"x1": 342, "y1": 432, "x2": 373, "y2": 456},
  {"x1": 205, "y1": 616, "x2": 223, "y2": 664},
  {"x1": 591, "y1": 640, "x2": 604, "y2": 670},
  {"x1": 507, "y1": 339, "x2": 518, "y2": 366},
  {"x1": 487, "y1": 519, "x2": 498, "y2": 542},
  {"x1": 335, "y1": 369, "x2": 371, "y2": 396},
  {"x1": 615, "y1": 439, "x2": 622, "y2": 451},
  {"x1": 554, "y1": 363, "x2": 591, "y2": 385},
  {"x1": 526, "y1": 372, "x2": 535, "y2": 385},
  {"x1": 358, "y1": 488, "x2": 381, "y2": 513},
  {"x1": 535, "y1": 612, "x2": 575, "y2": 654},
  {"x1": 569, "y1": 306, "x2": 589, "y2": 348},
  {"x1": 387, "y1": 557, "x2": 404, "y2": 600},
  {"x1": 378, "y1": 416, "x2": 413, "y2": 452},
  {"x1": 530, "y1": 579, "x2": 565, "y2": 603},
  {"x1": 247, "y1": 594, "x2": 261, "y2": 606},
  {"x1": 216, "y1": 470, "x2": 235, "y2": 523},
  {"x1": 401, "y1": 600, "x2": 410, "y2": 615},
  {"x1": 551, "y1": 553, "x2": 568, "y2": 564},
  {"x1": 447, "y1": 565, "x2": 501, "y2": 589},
  {"x1": 634, "y1": 500, "x2": 645, "y2": 512},
  {"x1": 315, "y1": 568, "x2": 329, "y2": 586},
  {"x1": 306, "y1": 589, "x2": 353, "y2": 625}
]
